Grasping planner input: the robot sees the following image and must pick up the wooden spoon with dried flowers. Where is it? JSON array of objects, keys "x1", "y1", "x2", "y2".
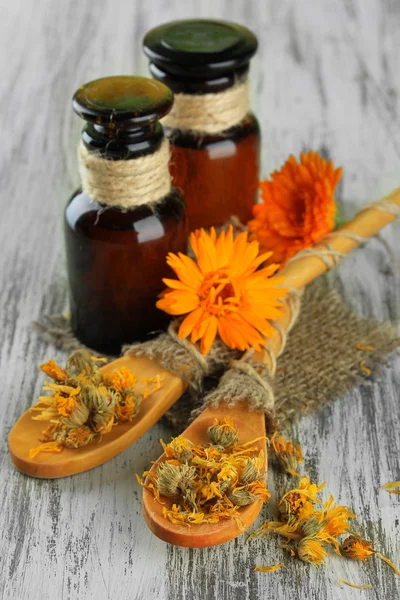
[{"x1": 141, "y1": 177, "x2": 400, "y2": 548}]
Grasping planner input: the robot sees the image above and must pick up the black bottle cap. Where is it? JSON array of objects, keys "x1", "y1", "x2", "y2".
[
  {"x1": 73, "y1": 76, "x2": 174, "y2": 128},
  {"x1": 143, "y1": 19, "x2": 258, "y2": 78}
]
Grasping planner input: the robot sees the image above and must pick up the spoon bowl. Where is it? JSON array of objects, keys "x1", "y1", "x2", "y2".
[
  {"x1": 142, "y1": 401, "x2": 266, "y2": 548},
  {"x1": 9, "y1": 355, "x2": 186, "y2": 478}
]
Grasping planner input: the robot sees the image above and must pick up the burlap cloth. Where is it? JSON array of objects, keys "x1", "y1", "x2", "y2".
[{"x1": 35, "y1": 278, "x2": 400, "y2": 433}]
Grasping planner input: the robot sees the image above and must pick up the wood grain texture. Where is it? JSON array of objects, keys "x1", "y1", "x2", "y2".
[{"x1": 0, "y1": 0, "x2": 399, "y2": 598}]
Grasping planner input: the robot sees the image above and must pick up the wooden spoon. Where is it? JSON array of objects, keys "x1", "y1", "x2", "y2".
[
  {"x1": 143, "y1": 402, "x2": 266, "y2": 548},
  {"x1": 9, "y1": 355, "x2": 186, "y2": 478},
  {"x1": 141, "y1": 296, "x2": 294, "y2": 548}
]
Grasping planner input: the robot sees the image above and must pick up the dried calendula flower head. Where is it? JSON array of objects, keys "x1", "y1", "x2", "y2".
[
  {"x1": 102, "y1": 366, "x2": 137, "y2": 394},
  {"x1": 208, "y1": 418, "x2": 239, "y2": 448},
  {"x1": 341, "y1": 536, "x2": 375, "y2": 561},
  {"x1": 82, "y1": 384, "x2": 116, "y2": 431},
  {"x1": 240, "y1": 453, "x2": 264, "y2": 484},
  {"x1": 156, "y1": 462, "x2": 182, "y2": 497},
  {"x1": 168, "y1": 436, "x2": 194, "y2": 463},
  {"x1": 61, "y1": 401, "x2": 90, "y2": 429},
  {"x1": 64, "y1": 426, "x2": 96, "y2": 449},
  {"x1": 156, "y1": 462, "x2": 196, "y2": 499},
  {"x1": 300, "y1": 514, "x2": 326, "y2": 538},
  {"x1": 40, "y1": 360, "x2": 67, "y2": 382},
  {"x1": 65, "y1": 349, "x2": 102, "y2": 378},
  {"x1": 271, "y1": 432, "x2": 303, "y2": 475},
  {"x1": 297, "y1": 537, "x2": 328, "y2": 566},
  {"x1": 316, "y1": 496, "x2": 355, "y2": 542},
  {"x1": 228, "y1": 488, "x2": 259, "y2": 506},
  {"x1": 279, "y1": 476, "x2": 325, "y2": 522}
]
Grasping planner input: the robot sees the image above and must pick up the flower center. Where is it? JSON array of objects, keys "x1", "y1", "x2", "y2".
[{"x1": 198, "y1": 269, "x2": 239, "y2": 315}]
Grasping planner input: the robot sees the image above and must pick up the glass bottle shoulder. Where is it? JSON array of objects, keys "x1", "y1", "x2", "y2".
[{"x1": 65, "y1": 188, "x2": 186, "y2": 240}]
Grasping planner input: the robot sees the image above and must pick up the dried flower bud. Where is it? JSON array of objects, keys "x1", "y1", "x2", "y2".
[
  {"x1": 300, "y1": 515, "x2": 325, "y2": 538},
  {"x1": 240, "y1": 456, "x2": 263, "y2": 484},
  {"x1": 228, "y1": 488, "x2": 258, "y2": 506},
  {"x1": 61, "y1": 401, "x2": 90, "y2": 428},
  {"x1": 156, "y1": 463, "x2": 182, "y2": 496},
  {"x1": 64, "y1": 425, "x2": 96, "y2": 448},
  {"x1": 340, "y1": 536, "x2": 375, "y2": 561},
  {"x1": 82, "y1": 384, "x2": 116, "y2": 429},
  {"x1": 156, "y1": 462, "x2": 196, "y2": 498},
  {"x1": 66, "y1": 349, "x2": 98, "y2": 378},
  {"x1": 219, "y1": 478, "x2": 234, "y2": 495},
  {"x1": 271, "y1": 432, "x2": 303, "y2": 475},
  {"x1": 208, "y1": 418, "x2": 238, "y2": 448},
  {"x1": 181, "y1": 487, "x2": 198, "y2": 512},
  {"x1": 169, "y1": 437, "x2": 193, "y2": 463},
  {"x1": 297, "y1": 537, "x2": 327, "y2": 566}
]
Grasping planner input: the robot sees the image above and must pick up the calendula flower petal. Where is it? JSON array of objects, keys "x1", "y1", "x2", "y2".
[
  {"x1": 380, "y1": 481, "x2": 400, "y2": 489},
  {"x1": 337, "y1": 579, "x2": 372, "y2": 590},
  {"x1": 254, "y1": 564, "x2": 284, "y2": 573}
]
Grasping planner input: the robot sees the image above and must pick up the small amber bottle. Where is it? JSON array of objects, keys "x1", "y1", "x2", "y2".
[
  {"x1": 143, "y1": 19, "x2": 260, "y2": 231},
  {"x1": 64, "y1": 76, "x2": 188, "y2": 354}
]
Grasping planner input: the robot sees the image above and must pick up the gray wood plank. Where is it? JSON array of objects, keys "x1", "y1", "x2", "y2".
[{"x1": 0, "y1": 0, "x2": 399, "y2": 598}]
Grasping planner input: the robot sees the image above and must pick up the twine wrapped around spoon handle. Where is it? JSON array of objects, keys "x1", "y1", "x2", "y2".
[{"x1": 201, "y1": 188, "x2": 400, "y2": 425}]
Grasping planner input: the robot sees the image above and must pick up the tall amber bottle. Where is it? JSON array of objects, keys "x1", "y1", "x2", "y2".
[
  {"x1": 64, "y1": 76, "x2": 188, "y2": 354},
  {"x1": 143, "y1": 19, "x2": 260, "y2": 231}
]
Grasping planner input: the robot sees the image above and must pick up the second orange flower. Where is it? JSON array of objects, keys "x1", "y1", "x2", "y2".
[{"x1": 249, "y1": 151, "x2": 342, "y2": 265}]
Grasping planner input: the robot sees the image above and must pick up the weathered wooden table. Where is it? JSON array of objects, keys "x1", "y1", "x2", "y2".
[{"x1": 1, "y1": 1, "x2": 399, "y2": 598}]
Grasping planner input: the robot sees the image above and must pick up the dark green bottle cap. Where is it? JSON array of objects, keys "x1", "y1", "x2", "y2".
[
  {"x1": 73, "y1": 76, "x2": 174, "y2": 127},
  {"x1": 143, "y1": 19, "x2": 258, "y2": 78}
]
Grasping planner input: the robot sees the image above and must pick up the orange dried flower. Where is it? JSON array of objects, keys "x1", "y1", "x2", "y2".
[
  {"x1": 156, "y1": 226, "x2": 287, "y2": 355},
  {"x1": 341, "y1": 536, "x2": 375, "y2": 562},
  {"x1": 102, "y1": 366, "x2": 137, "y2": 393},
  {"x1": 316, "y1": 496, "x2": 355, "y2": 540},
  {"x1": 297, "y1": 537, "x2": 328, "y2": 566},
  {"x1": 40, "y1": 360, "x2": 67, "y2": 382},
  {"x1": 249, "y1": 151, "x2": 342, "y2": 265},
  {"x1": 271, "y1": 432, "x2": 303, "y2": 475},
  {"x1": 279, "y1": 476, "x2": 325, "y2": 522}
]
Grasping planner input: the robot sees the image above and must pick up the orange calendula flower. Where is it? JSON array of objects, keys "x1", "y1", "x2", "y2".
[
  {"x1": 249, "y1": 151, "x2": 342, "y2": 265},
  {"x1": 156, "y1": 226, "x2": 287, "y2": 355}
]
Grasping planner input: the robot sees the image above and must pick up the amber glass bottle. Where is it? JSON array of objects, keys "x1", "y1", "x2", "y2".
[
  {"x1": 64, "y1": 76, "x2": 188, "y2": 354},
  {"x1": 143, "y1": 19, "x2": 260, "y2": 231}
]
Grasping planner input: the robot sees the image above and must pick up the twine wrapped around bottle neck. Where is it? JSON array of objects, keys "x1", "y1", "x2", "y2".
[
  {"x1": 78, "y1": 138, "x2": 171, "y2": 209},
  {"x1": 161, "y1": 81, "x2": 250, "y2": 134}
]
